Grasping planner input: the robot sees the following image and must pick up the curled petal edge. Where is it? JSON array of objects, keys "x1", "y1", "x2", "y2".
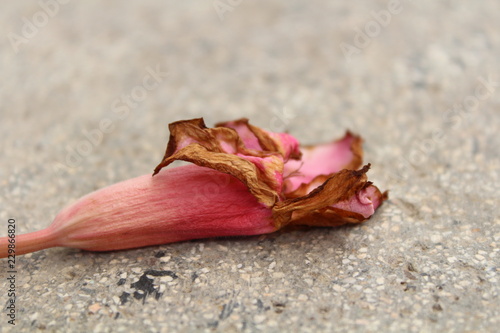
[
  {"x1": 274, "y1": 164, "x2": 388, "y2": 228},
  {"x1": 216, "y1": 118, "x2": 301, "y2": 161}
]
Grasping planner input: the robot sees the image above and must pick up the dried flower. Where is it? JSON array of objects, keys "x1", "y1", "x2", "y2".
[{"x1": 0, "y1": 118, "x2": 387, "y2": 258}]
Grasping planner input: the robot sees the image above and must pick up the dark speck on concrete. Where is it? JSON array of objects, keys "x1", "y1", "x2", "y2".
[
  {"x1": 433, "y1": 304, "x2": 443, "y2": 312},
  {"x1": 154, "y1": 251, "x2": 166, "y2": 258},
  {"x1": 219, "y1": 300, "x2": 238, "y2": 320},
  {"x1": 131, "y1": 272, "x2": 164, "y2": 303},
  {"x1": 144, "y1": 270, "x2": 178, "y2": 279},
  {"x1": 131, "y1": 275, "x2": 156, "y2": 294},
  {"x1": 119, "y1": 292, "x2": 130, "y2": 305},
  {"x1": 272, "y1": 302, "x2": 286, "y2": 314}
]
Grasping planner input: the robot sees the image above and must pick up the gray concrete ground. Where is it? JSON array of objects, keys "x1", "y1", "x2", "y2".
[{"x1": 0, "y1": 1, "x2": 498, "y2": 332}]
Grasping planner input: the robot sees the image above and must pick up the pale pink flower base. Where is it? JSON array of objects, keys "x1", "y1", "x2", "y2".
[{"x1": 0, "y1": 165, "x2": 275, "y2": 257}]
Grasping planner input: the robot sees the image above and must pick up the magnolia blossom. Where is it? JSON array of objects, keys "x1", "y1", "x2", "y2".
[{"x1": 0, "y1": 118, "x2": 387, "y2": 258}]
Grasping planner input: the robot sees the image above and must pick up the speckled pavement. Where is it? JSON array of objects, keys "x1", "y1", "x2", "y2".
[{"x1": 1, "y1": 1, "x2": 499, "y2": 332}]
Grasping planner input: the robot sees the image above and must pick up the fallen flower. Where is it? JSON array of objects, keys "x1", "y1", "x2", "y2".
[{"x1": 0, "y1": 118, "x2": 387, "y2": 258}]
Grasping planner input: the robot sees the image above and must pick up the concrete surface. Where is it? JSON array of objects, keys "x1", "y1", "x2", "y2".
[{"x1": 1, "y1": 1, "x2": 498, "y2": 332}]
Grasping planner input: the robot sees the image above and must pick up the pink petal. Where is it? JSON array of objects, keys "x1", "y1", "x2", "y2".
[
  {"x1": 331, "y1": 184, "x2": 386, "y2": 219},
  {"x1": 217, "y1": 118, "x2": 301, "y2": 161},
  {"x1": 283, "y1": 131, "x2": 363, "y2": 195},
  {"x1": 217, "y1": 119, "x2": 262, "y2": 151},
  {"x1": 264, "y1": 131, "x2": 301, "y2": 161}
]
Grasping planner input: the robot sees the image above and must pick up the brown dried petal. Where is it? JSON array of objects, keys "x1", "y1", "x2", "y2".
[
  {"x1": 273, "y1": 164, "x2": 386, "y2": 228},
  {"x1": 153, "y1": 118, "x2": 288, "y2": 207}
]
